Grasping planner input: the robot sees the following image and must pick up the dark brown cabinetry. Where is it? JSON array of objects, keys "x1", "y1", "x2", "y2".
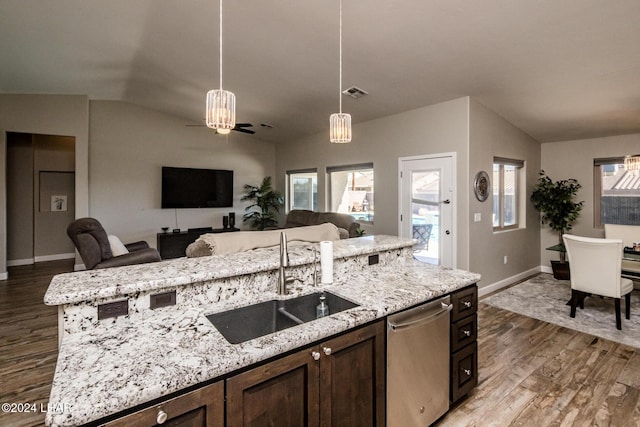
[
  {"x1": 102, "y1": 381, "x2": 224, "y2": 427},
  {"x1": 226, "y1": 321, "x2": 385, "y2": 427},
  {"x1": 449, "y1": 285, "x2": 478, "y2": 403}
]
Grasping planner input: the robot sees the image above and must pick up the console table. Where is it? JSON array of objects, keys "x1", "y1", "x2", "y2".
[{"x1": 157, "y1": 228, "x2": 239, "y2": 259}]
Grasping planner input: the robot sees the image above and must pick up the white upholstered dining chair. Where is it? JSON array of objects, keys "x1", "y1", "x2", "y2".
[{"x1": 562, "y1": 234, "x2": 633, "y2": 330}]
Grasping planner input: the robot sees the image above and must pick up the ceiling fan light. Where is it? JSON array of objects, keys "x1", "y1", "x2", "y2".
[
  {"x1": 206, "y1": 89, "x2": 236, "y2": 132},
  {"x1": 330, "y1": 112, "x2": 351, "y2": 143}
]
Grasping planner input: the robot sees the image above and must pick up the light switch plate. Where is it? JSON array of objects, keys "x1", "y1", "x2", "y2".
[{"x1": 474, "y1": 213, "x2": 481, "y2": 222}]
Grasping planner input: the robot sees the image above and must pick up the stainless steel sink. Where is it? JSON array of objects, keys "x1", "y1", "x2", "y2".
[{"x1": 206, "y1": 292, "x2": 359, "y2": 344}]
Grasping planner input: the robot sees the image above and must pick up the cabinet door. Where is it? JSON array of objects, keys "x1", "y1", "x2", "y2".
[
  {"x1": 319, "y1": 320, "x2": 385, "y2": 427},
  {"x1": 226, "y1": 347, "x2": 320, "y2": 427},
  {"x1": 451, "y1": 341, "x2": 478, "y2": 403},
  {"x1": 102, "y1": 381, "x2": 223, "y2": 427}
]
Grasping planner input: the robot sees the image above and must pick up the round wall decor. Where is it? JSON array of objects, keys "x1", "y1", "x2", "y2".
[{"x1": 474, "y1": 170, "x2": 490, "y2": 202}]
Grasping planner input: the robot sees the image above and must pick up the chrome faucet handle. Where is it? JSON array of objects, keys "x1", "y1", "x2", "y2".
[{"x1": 280, "y1": 231, "x2": 289, "y2": 267}]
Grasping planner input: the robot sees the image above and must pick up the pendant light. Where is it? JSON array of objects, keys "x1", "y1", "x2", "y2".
[
  {"x1": 329, "y1": 0, "x2": 351, "y2": 143},
  {"x1": 206, "y1": 0, "x2": 235, "y2": 134}
]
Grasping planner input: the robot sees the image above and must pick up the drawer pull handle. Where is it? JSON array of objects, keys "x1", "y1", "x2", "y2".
[
  {"x1": 323, "y1": 347, "x2": 332, "y2": 356},
  {"x1": 157, "y1": 409, "x2": 168, "y2": 424},
  {"x1": 462, "y1": 368, "x2": 472, "y2": 377},
  {"x1": 463, "y1": 330, "x2": 471, "y2": 337},
  {"x1": 462, "y1": 301, "x2": 472, "y2": 308},
  {"x1": 312, "y1": 351, "x2": 321, "y2": 361}
]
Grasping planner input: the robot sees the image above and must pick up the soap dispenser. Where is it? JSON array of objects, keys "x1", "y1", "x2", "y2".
[{"x1": 316, "y1": 292, "x2": 329, "y2": 318}]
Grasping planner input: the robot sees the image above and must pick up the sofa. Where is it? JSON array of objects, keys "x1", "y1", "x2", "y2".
[
  {"x1": 604, "y1": 224, "x2": 640, "y2": 285},
  {"x1": 283, "y1": 209, "x2": 361, "y2": 239},
  {"x1": 67, "y1": 217, "x2": 161, "y2": 269},
  {"x1": 186, "y1": 223, "x2": 341, "y2": 257}
]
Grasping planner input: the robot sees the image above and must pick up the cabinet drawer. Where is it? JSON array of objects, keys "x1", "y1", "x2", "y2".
[
  {"x1": 451, "y1": 313, "x2": 477, "y2": 353},
  {"x1": 450, "y1": 342, "x2": 478, "y2": 403},
  {"x1": 102, "y1": 381, "x2": 223, "y2": 427},
  {"x1": 450, "y1": 285, "x2": 477, "y2": 322}
]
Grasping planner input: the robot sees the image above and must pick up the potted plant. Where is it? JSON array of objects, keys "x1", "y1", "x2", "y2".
[
  {"x1": 241, "y1": 176, "x2": 284, "y2": 230},
  {"x1": 530, "y1": 170, "x2": 584, "y2": 279}
]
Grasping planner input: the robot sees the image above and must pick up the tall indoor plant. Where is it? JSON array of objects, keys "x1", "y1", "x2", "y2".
[
  {"x1": 530, "y1": 170, "x2": 583, "y2": 279},
  {"x1": 241, "y1": 176, "x2": 284, "y2": 230}
]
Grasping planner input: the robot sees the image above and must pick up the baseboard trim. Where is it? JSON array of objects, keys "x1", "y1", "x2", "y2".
[
  {"x1": 7, "y1": 258, "x2": 35, "y2": 267},
  {"x1": 540, "y1": 265, "x2": 553, "y2": 274},
  {"x1": 34, "y1": 253, "x2": 76, "y2": 263},
  {"x1": 479, "y1": 267, "x2": 542, "y2": 298},
  {"x1": 8, "y1": 253, "x2": 75, "y2": 267}
]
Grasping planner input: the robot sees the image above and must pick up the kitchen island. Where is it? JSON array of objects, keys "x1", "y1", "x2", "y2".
[{"x1": 44, "y1": 235, "x2": 480, "y2": 426}]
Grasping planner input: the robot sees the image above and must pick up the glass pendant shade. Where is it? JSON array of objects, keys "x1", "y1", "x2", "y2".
[
  {"x1": 330, "y1": 112, "x2": 352, "y2": 143},
  {"x1": 206, "y1": 89, "x2": 236, "y2": 133}
]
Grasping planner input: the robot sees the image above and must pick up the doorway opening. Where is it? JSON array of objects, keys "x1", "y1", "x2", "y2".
[{"x1": 6, "y1": 132, "x2": 76, "y2": 268}]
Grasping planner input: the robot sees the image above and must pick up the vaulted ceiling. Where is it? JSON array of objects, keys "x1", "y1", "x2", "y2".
[{"x1": 2, "y1": 0, "x2": 640, "y2": 143}]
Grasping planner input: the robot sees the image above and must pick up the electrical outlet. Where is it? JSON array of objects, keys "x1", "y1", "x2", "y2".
[
  {"x1": 474, "y1": 213, "x2": 481, "y2": 222},
  {"x1": 503, "y1": 255, "x2": 508, "y2": 265}
]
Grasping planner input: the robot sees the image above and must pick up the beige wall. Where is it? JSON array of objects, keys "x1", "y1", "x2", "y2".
[
  {"x1": 276, "y1": 97, "x2": 471, "y2": 269},
  {"x1": 540, "y1": 133, "x2": 640, "y2": 267},
  {"x1": 7, "y1": 133, "x2": 34, "y2": 262},
  {"x1": 89, "y1": 101, "x2": 276, "y2": 246},
  {"x1": 0, "y1": 94, "x2": 89, "y2": 277},
  {"x1": 469, "y1": 99, "x2": 541, "y2": 288},
  {"x1": 33, "y1": 135, "x2": 76, "y2": 259}
]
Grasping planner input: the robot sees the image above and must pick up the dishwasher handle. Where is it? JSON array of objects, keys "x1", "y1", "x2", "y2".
[{"x1": 388, "y1": 301, "x2": 453, "y2": 331}]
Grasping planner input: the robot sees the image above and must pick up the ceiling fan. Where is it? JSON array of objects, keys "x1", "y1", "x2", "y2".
[{"x1": 185, "y1": 122, "x2": 255, "y2": 135}]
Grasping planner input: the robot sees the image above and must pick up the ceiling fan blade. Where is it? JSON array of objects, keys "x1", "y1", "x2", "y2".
[
  {"x1": 233, "y1": 127, "x2": 256, "y2": 134},
  {"x1": 186, "y1": 122, "x2": 255, "y2": 135}
]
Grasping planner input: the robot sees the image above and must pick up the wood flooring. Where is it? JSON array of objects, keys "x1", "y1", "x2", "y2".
[
  {"x1": 438, "y1": 303, "x2": 640, "y2": 427},
  {"x1": 0, "y1": 260, "x2": 73, "y2": 427},
  {"x1": 2, "y1": 263, "x2": 640, "y2": 426}
]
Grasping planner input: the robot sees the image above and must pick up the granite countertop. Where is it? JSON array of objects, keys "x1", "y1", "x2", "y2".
[
  {"x1": 45, "y1": 235, "x2": 415, "y2": 306},
  {"x1": 45, "y1": 236, "x2": 481, "y2": 426}
]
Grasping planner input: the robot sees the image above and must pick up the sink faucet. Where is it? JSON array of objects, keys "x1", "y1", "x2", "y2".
[{"x1": 278, "y1": 231, "x2": 290, "y2": 295}]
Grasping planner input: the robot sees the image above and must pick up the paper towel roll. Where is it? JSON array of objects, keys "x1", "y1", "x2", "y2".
[{"x1": 320, "y1": 241, "x2": 333, "y2": 284}]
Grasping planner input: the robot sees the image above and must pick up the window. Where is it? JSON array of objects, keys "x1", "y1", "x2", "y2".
[
  {"x1": 493, "y1": 157, "x2": 524, "y2": 231},
  {"x1": 594, "y1": 158, "x2": 640, "y2": 227},
  {"x1": 286, "y1": 169, "x2": 317, "y2": 212},
  {"x1": 327, "y1": 163, "x2": 374, "y2": 223}
]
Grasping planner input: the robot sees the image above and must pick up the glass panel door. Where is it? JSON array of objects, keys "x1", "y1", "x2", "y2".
[
  {"x1": 399, "y1": 155, "x2": 454, "y2": 267},
  {"x1": 410, "y1": 170, "x2": 440, "y2": 264}
]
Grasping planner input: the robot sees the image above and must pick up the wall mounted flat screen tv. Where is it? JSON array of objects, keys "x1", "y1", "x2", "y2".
[{"x1": 161, "y1": 167, "x2": 233, "y2": 208}]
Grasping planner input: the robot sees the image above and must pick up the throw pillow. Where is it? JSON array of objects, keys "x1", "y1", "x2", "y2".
[{"x1": 108, "y1": 235, "x2": 129, "y2": 256}]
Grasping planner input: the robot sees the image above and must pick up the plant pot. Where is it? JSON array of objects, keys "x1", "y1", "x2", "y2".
[{"x1": 551, "y1": 260, "x2": 570, "y2": 280}]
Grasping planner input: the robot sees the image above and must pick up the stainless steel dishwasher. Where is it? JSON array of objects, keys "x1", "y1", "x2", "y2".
[{"x1": 387, "y1": 296, "x2": 452, "y2": 427}]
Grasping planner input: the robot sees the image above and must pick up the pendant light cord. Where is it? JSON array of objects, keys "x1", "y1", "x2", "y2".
[
  {"x1": 219, "y1": 0, "x2": 223, "y2": 90},
  {"x1": 339, "y1": 0, "x2": 343, "y2": 114}
]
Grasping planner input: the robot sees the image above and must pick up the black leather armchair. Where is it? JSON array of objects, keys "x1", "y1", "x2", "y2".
[{"x1": 67, "y1": 217, "x2": 161, "y2": 269}]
